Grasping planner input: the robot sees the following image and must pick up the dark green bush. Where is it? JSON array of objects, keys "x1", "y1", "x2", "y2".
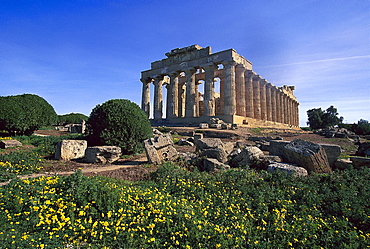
[
  {"x1": 57, "y1": 113, "x2": 88, "y2": 125},
  {"x1": 352, "y1": 119, "x2": 370, "y2": 135},
  {"x1": 0, "y1": 94, "x2": 57, "y2": 136},
  {"x1": 87, "y1": 99, "x2": 152, "y2": 154}
]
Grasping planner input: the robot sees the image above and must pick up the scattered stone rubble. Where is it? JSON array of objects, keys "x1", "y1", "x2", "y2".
[
  {"x1": 144, "y1": 128, "x2": 370, "y2": 174},
  {"x1": 314, "y1": 128, "x2": 359, "y2": 141},
  {"x1": 199, "y1": 118, "x2": 235, "y2": 130}
]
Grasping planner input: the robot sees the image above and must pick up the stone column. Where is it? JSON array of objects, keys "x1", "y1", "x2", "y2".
[
  {"x1": 178, "y1": 83, "x2": 186, "y2": 117},
  {"x1": 165, "y1": 84, "x2": 170, "y2": 118},
  {"x1": 141, "y1": 78, "x2": 151, "y2": 118},
  {"x1": 219, "y1": 75, "x2": 225, "y2": 115},
  {"x1": 185, "y1": 68, "x2": 196, "y2": 118},
  {"x1": 223, "y1": 61, "x2": 237, "y2": 115},
  {"x1": 153, "y1": 75, "x2": 164, "y2": 120},
  {"x1": 276, "y1": 89, "x2": 282, "y2": 123},
  {"x1": 195, "y1": 80, "x2": 201, "y2": 117},
  {"x1": 235, "y1": 64, "x2": 246, "y2": 116},
  {"x1": 168, "y1": 72, "x2": 179, "y2": 118},
  {"x1": 245, "y1": 71, "x2": 254, "y2": 118},
  {"x1": 271, "y1": 86, "x2": 278, "y2": 122},
  {"x1": 203, "y1": 64, "x2": 216, "y2": 116},
  {"x1": 266, "y1": 83, "x2": 273, "y2": 121},
  {"x1": 260, "y1": 79, "x2": 267, "y2": 120},
  {"x1": 282, "y1": 94, "x2": 287, "y2": 125},
  {"x1": 253, "y1": 75, "x2": 261, "y2": 120}
]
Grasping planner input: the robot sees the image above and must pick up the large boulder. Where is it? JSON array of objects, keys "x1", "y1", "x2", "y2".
[
  {"x1": 0, "y1": 139, "x2": 22, "y2": 149},
  {"x1": 269, "y1": 140, "x2": 290, "y2": 157},
  {"x1": 283, "y1": 139, "x2": 332, "y2": 174},
  {"x1": 143, "y1": 134, "x2": 178, "y2": 164},
  {"x1": 229, "y1": 146, "x2": 264, "y2": 167},
  {"x1": 55, "y1": 140, "x2": 87, "y2": 160},
  {"x1": 84, "y1": 146, "x2": 122, "y2": 164},
  {"x1": 200, "y1": 148, "x2": 228, "y2": 163}
]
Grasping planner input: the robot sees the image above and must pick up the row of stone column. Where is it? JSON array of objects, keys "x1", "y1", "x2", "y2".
[{"x1": 141, "y1": 62, "x2": 299, "y2": 127}]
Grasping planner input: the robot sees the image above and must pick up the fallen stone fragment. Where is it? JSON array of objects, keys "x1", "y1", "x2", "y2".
[
  {"x1": 350, "y1": 156, "x2": 370, "y2": 168},
  {"x1": 0, "y1": 139, "x2": 22, "y2": 149},
  {"x1": 55, "y1": 140, "x2": 87, "y2": 160},
  {"x1": 84, "y1": 146, "x2": 122, "y2": 164},
  {"x1": 267, "y1": 163, "x2": 308, "y2": 176},
  {"x1": 202, "y1": 158, "x2": 230, "y2": 172},
  {"x1": 143, "y1": 134, "x2": 178, "y2": 164}
]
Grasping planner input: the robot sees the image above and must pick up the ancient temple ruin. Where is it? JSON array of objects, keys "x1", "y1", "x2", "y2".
[{"x1": 140, "y1": 45, "x2": 299, "y2": 127}]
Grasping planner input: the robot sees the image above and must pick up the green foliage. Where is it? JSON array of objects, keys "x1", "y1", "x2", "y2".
[
  {"x1": 307, "y1": 105, "x2": 343, "y2": 129},
  {"x1": 0, "y1": 94, "x2": 57, "y2": 136},
  {"x1": 87, "y1": 99, "x2": 152, "y2": 154},
  {"x1": 57, "y1": 113, "x2": 88, "y2": 125},
  {"x1": 351, "y1": 119, "x2": 370, "y2": 135},
  {"x1": 0, "y1": 164, "x2": 369, "y2": 248}
]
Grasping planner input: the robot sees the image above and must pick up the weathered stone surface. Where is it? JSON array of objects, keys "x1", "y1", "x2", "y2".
[
  {"x1": 267, "y1": 163, "x2": 308, "y2": 176},
  {"x1": 334, "y1": 159, "x2": 351, "y2": 170},
  {"x1": 0, "y1": 139, "x2": 22, "y2": 149},
  {"x1": 229, "y1": 146, "x2": 264, "y2": 167},
  {"x1": 321, "y1": 144, "x2": 342, "y2": 167},
  {"x1": 350, "y1": 156, "x2": 370, "y2": 168},
  {"x1": 143, "y1": 134, "x2": 178, "y2": 164},
  {"x1": 235, "y1": 141, "x2": 249, "y2": 148},
  {"x1": 269, "y1": 140, "x2": 290, "y2": 157},
  {"x1": 84, "y1": 146, "x2": 121, "y2": 164},
  {"x1": 355, "y1": 142, "x2": 370, "y2": 156},
  {"x1": 199, "y1": 123, "x2": 209, "y2": 129},
  {"x1": 256, "y1": 141, "x2": 270, "y2": 151},
  {"x1": 283, "y1": 139, "x2": 331, "y2": 174},
  {"x1": 261, "y1": 155, "x2": 282, "y2": 163},
  {"x1": 195, "y1": 138, "x2": 224, "y2": 151},
  {"x1": 209, "y1": 123, "x2": 222, "y2": 129},
  {"x1": 202, "y1": 158, "x2": 230, "y2": 172},
  {"x1": 55, "y1": 140, "x2": 87, "y2": 160},
  {"x1": 223, "y1": 142, "x2": 235, "y2": 155},
  {"x1": 200, "y1": 148, "x2": 228, "y2": 163}
]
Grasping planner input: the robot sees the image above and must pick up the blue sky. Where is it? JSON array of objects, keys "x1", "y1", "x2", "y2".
[{"x1": 1, "y1": 0, "x2": 369, "y2": 126}]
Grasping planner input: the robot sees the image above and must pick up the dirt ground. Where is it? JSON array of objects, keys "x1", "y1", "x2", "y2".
[{"x1": 1, "y1": 126, "x2": 361, "y2": 184}]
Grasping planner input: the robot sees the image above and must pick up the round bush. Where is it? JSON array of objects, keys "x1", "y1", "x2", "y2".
[{"x1": 87, "y1": 99, "x2": 152, "y2": 154}]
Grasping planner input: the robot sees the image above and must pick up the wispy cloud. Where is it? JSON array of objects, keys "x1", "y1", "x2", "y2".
[{"x1": 258, "y1": 55, "x2": 370, "y2": 68}]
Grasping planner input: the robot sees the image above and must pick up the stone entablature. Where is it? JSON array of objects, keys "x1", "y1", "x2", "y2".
[{"x1": 140, "y1": 45, "x2": 299, "y2": 127}]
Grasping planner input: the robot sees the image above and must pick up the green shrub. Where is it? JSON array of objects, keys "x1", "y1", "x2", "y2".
[
  {"x1": 57, "y1": 113, "x2": 88, "y2": 125},
  {"x1": 0, "y1": 94, "x2": 57, "y2": 136},
  {"x1": 352, "y1": 119, "x2": 370, "y2": 135},
  {"x1": 87, "y1": 99, "x2": 152, "y2": 154}
]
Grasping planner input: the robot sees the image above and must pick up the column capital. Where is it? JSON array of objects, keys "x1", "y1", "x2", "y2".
[
  {"x1": 153, "y1": 74, "x2": 164, "y2": 81},
  {"x1": 222, "y1": 60, "x2": 237, "y2": 67},
  {"x1": 140, "y1": 77, "x2": 152, "y2": 84},
  {"x1": 253, "y1": 74, "x2": 262, "y2": 81},
  {"x1": 202, "y1": 63, "x2": 217, "y2": 71},
  {"x1": 184, "y1": 68, "x2": 197, "y2": 74}
]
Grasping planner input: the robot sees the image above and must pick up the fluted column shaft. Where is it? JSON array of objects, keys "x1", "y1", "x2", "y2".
[
  {"x1": 204, "y1": 65, "x2": 216, "y2": 116},
  {"x1": 223, "y1": 61, "x2": 237, "y2": 115},
  {"x1": 245, "y1": 71, "x2": 254, "y2": 118},
  {"x1": 178, "y1": 83, "x2": 186, "y2": 117},
  {"x1": 235, "y1": 64, "x2": 246, "y2": 116},
  {"x1": 266, "y1": 83, "x2": 273, "y2": 121},
  {"x1": 185, "y1": 69, "x2": 196, "y2": 118},
  {"x1": 253, "y1": 75, "x2": 261, "y2": 119},
  {"x1": 141, "y1": 78, "x2": 151, "y2": 118},
  {"x1": 260, "y1": 79, "x2": 267, "y2": 120},
  {"x1": 168, "y1": 73, "x2": 179, "y2": 118},
  {"x1": 271, "y1": 87, "x2": 278, "y2": 122},
  {"x1": 153, "y1": 76, "x2": 164, "y2": 120}
]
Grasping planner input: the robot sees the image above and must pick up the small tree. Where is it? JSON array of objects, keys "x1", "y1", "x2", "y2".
[
  {"x1": 57, "y1": 113, "x2": 88, "y2": 125},
  {"x1": 87, "y1": 99, "x2": 152, "y2": 154},
  {"x1": 307, "y1": 105, "x2": 343, "y2": 129},
  {"x1": 0, "y1": 94, "x2": 57, "y2": 135}
]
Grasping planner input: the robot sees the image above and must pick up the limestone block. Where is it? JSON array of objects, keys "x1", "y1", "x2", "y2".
[
  {"x1": 283, "y1": 139, "x2": 331, "y2": 174},
  {"x1": 350, "y1": 156, "x2": 370, "y2": 168},
  {"x1": 267, "y1": 163, "x2": 308, "y2": 176},
  {"x1": 195, "y1": 138, "x2": 224, "y2": 151},
  {"x1": 84, "y1": 146, "x2": 122, "y2": 164},
  {"x1": 209, "y1": 123, "x2": 222, "y2": 129},
  {"x1": 0, "y1": 139, "x2": 22, "y2": 149},
  {"x1": 143, "y1": 134, "x2": 178, "y2": 164},
  {"x1": 269, "y1": 140, "x2": 290, "y2": 157},
  {"x1": 199, "y1": 123, "x2": 209, "y2": 129},
  {"x1": 55, "y1": 140, "x2": 87, "y2": 160},
  {"x1": 334, "y1": 159, "x2": 351, "y2": 170},
  {"x1": 355, "y1": 142, "x2": 370, "y2": 156},
  {"x1": 178, "y1": 137, "x2": 194, "y2": 146},
  {"x1": 229, "y1": 146, "x2": 264, "y2": 167},
  {"x1": 200, "y1": 148, "x2": 228, "y2": 163},
  {"x1": 202, "y1": 158, "x2": 230, "y2": 172},
  {"x1": 193, "y1": 134, "x2": 203, "y2": 143},
  {"x1": 321, "y1": 144, "x2": 342, "y2": 167}
]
